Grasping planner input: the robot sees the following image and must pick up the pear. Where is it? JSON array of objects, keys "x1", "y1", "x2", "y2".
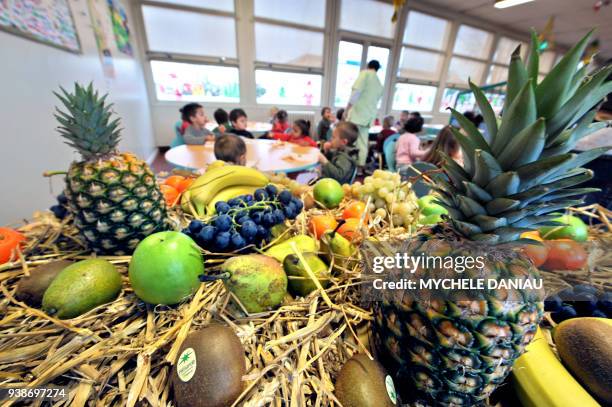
[
  {"x1": 283, "y1": 253, "x2": 330, "y2": 297},
  {"x1": 320, "y1": 221, "x2": 357, "y2": 270},
  {"x1": 264, "y1": 235, "x2": 317, "y2": 263}
]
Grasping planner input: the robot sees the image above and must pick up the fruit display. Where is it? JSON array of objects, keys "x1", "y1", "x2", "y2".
[
  {"x1": 219, "y1": 254, "x2": 287, "y2": 313},
  {"x1": 52, "y1": 83, "x2": 168, "y2": 255},
  {"x1": 266, "y1": 171, "x2": 308, "y2": 196},
  {"x1": 334, "y1": 353, "x2": 398, "y2": 407},
  {"x1": 313, "y1": 178, "x2": 345, "y2": 209},
  {"x1": 172, "y1": 325, "x2": 245, "y2": 407},
  {"x1": 183, "y1": 185, "x2": 304, "y2": 253},
  {"x1": 417, "y1": 194, "x2": 449, "y2": 225},
  {"x1": 159, "y1": 175, "x2": 196, "y2": 208},
  {"x1": 0, "y1": 227, "x2": 25, "y2": 264},
  {"x1": 181, "y1": 165, "x2": 268, "y2": 217},
  {"x1": 541, "y1": 239, "x2": 588, "y2": 270},
  {"x1": 539, "y1": 213, "x2": 589, "y2": 241},
  {"x1": 513, "y1": 328, "x2": 600, "y2": 407},
  {"x1": 15, "y1": 260, "x2": 73, "y2": 306},
  {"x1": 320, "y1": 225, "x2": 358, "y2": 270},
  {"x1": 42, "y1": 259, "x2": 122, "y2": 319},
  {"x1": 283, "y1": 252, "x2": 330, "y2": 297},
  {"x1": 544, "y1": 284, "x2": 610, "y2": 321},
  {"x1": 347, "y1": 169, "x2": 419, "y2": 228},
  {"x1": 553, "y1": 318, "x2": 612, "y2": 404},
  {"x1": 129, "y1": 231, "x2": 204, "y2": 305},
  {"x1": 373, "y1": 31, "x2": 611, "y2": 405},
  {"x1": 264, "y1": 234, "x2": 317, "y2": 262},
  {"x1": 309, "y1": 214, "x2": 338, "y2": 239}
]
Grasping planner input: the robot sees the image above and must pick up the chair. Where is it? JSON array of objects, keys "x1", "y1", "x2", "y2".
[
  {"x1": 382, "y1": 133, "x2": 401, "y2": 172},
  {"x1": 169, "y1": 121, "x2": 185, "y2": 148},
  {"x1": 348, "y1": 166, "x2": 358, "y2": 184},
  {"x1": 400, "y1": 161, "x2": 447, "y2": 198}
]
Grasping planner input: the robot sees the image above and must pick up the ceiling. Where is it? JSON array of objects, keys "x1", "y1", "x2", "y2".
[{"x1": 417, "y1": 0, "x2": 612, "y2": 60}]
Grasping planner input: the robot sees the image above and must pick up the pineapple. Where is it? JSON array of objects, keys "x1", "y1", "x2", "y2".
[
  {"x1": 373, "y1": 31, "x2": 612, "y2": 405},
  {"x1": 54, "y1": 83, "x2": 168, "y2": 255}
]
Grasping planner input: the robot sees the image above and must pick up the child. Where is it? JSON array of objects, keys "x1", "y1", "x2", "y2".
[
  {"x1": 317, "y1": 106, "x2": 334, "y2": 141},
  {"x1": 271, "y1": 119, "x2": 317, "y2": 147},
  {"x1": 214, "y1": 134, "x2": 247, "y2": 165},
  {"x1": 376, "y1": 115, "x2": 396, "y2": 153},
  {"x1": 335, "y1": 108, "x2": 345, "y2": 122},
  {"x1": 212, "y1": 108, "x2": 230, "y2": 137},
  {"x1": 318, "y1": 121, "x2": 359, "y2": 184},
  {"x1": 228, "y1": 108, "x2": 254, "y2": 139},
  {"x1": 396, "y1": 110, "x2": 410, "y2": 134},
  {"x1": 271, "y1": 110, "x2": 289, "y2": 133},
  {"x1": 422, "y1": 125, "x2": 463, "y2": 167},
  {"x1": 179, "y1": 103, "x2": 214, "y2": 145},
  {"x1": 268, "y1": 106, "x2": 279, "y2": 123},
  {"x1": 396, "y1": 115, "x2": 428, "y2": 171}
]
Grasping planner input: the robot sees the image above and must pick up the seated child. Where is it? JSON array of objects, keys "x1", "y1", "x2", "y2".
[
  {"x1": 179, "y1": 103, "x2": 214, "y2": 145},
  {"x1": 212, "y1": 108, "x2": 230, "y2": 137},
  {"x1": 317, "y1": 106, "x2": 334, "y2": 141},
  {"x1": 214, "y1": 134, "x2": 247, "y2": 165},
  {"x1": 396, "y1": 115, "x2": 428, "y2": 171},
  {"x1": 376, "y1": 115, "x2": 396, "y2": 153},
  {"x1": 271, "y1": 110, "x2": 289, "y2": 133},
  {"x1": 318, "y1": 122, "x2": 359, "y2": 184},
  {"x1": 228, "y1": 108, "x2": 254, "y2": 139},
  {"x1": 422, "y1": 125, "x2": 463, "y2": 167},
  {"x1": 271, "y1": 119, "x2": 317, "y2": 147},
  {"x1": 335, "y1": 108, "x2": 345, "y2": 123}
]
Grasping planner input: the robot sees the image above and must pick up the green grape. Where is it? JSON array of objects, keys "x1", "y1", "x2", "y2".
[
  {"x1": 397, "y1": 190, "x2": 407, "y2": 201},
  {"x1": 375, "y1": 208, "x2": 387, "y2": 219},
  {"x1": 391, "y1": 214, "x2": 403, "y2": 225},
  {"x1": 385, "y1": 193, "x2": 395, "y2": 204},
  {"x1": 364, "y1": 176, "x2": 373, "y2": 184},
  {"x1": 372, "y1": 178, "x2": 384, "y2": 190},
  {"x1": 384, "y1": 180, "x2": 395, "y2": 190},
  {"x1": 378, "y1": 187, "x2": 390, "y2": 197},
  {"x1": 368, "y1": 203, "x2": 376, "y2": 213},
  {"x1": 362, "y1": 184, "x2": 374, "y2": 194},
  {"x1": 374, "y1": 198, "x2": 386, "y2": 209},
  {"x1": 351, "y1": 185, "x2": 361, "y2": 197},
  {"x1": 397, "y1": 202, "x2": 411, "y2": 217},
  {"x1": 391, "y1": 203, "x2": 401, "y2": 214}
]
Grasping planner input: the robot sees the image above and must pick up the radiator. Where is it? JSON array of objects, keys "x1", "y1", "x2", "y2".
[{"x1": 287, "y1": 110, "x2": 317, "y2": 136}]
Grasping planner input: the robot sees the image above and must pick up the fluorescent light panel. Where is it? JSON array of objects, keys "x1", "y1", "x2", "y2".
[{"x1": 494, "y1": 0, "x2": 534, "y2": 9}]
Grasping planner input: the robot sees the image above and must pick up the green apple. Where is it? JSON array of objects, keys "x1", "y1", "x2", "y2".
[
  {"x1": 539, "y1": 214, "x2": 589, "y2": 242},
  {"x1": 419, "y1": 213, "x2": 444, "y2": 225},
  {"x1": 417, "y1": 195, "x2": 448, "y2": 217},
  {"x1": 313, "y1": 178, "x2": 344, "y2": 209},
  {"x1": 129, "y1": 231, "x2": 204, "y2": 305}
]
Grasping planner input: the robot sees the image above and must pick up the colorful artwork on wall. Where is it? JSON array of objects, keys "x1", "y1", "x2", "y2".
[
  {"x1": 107, "y1": 0, "x2": 132, "y2": 57},
  {"x1": 88, "y1": 0, "x2": 115, "y2": 78},
  {"x1": 0, "y1": 0, "x2": 81, "y2": 53}
]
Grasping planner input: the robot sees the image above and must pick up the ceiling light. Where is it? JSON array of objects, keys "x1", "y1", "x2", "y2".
[{"x1": 494, "y1": 0, "x2": 534, "y2": 9}]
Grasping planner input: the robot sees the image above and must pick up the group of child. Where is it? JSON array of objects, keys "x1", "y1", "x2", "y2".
[{"x1": 176, "y1": 103, "x2": 360, "y2": 184}]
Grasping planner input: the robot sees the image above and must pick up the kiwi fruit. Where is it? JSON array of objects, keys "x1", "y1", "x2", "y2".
[
  {"x1": 172, "y1": 324, "x2": 245, "y2": 407},
  {"x1": 15, "y1": 260, "x2": 73, "y2": 306},
  {"x1": 335, "y1": 353, "x2": 398, "y2": 407},
  {"x1": 554, "y1": 317, "x2": 612, "y2": 404}
]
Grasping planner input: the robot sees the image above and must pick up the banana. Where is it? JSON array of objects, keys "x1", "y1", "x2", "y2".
[
  {"x1": 206, "y1": 185, "x2": 258, "y2": 215},
  {"x1": 181, "y1": 166, "x2": 268, "y2": 217},
  {"x1": 513, "y1": 328, "x2": 599, "y2": 407}
]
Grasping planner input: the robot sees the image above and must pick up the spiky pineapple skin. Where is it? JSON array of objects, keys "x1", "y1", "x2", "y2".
[
  {"x1": 65, "y1": 152, "x2": 168, "y2": 255},
  {"x1": 372, "y1": 234, "x2": 543, "y2": 406}
]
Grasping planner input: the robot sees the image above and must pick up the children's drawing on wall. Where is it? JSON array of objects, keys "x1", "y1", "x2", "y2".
[
  {"x1": 107, "y1": 0, "x2": 133, "y2": 57},
  {"x1": 88, "y1": 0, "x2": 115, "y2": 79}
]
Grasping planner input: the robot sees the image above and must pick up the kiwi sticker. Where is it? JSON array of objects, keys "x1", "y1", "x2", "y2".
[
  {"x1": 177, "y1": 348, "x2": 197, "y2": 382},
  {"x1": 385, "y1": 375, "x2": 397, "y2": 404}
]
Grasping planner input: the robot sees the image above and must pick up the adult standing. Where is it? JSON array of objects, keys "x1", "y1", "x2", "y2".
[{"x1": 345, "y1": 60, "x2": 384, "y2": 170}]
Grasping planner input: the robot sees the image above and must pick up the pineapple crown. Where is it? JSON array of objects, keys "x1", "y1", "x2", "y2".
[
  {"x1": 435, "y1": 29, "x2": 612, "y2": 244},
  {"x1": 54, "y1": 82, "x2": 122, "y2": 161}
]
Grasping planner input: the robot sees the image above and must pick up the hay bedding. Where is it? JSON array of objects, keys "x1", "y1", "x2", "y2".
[{"x1": 1, "y1": 203, "x2": 611, "y2": 406}]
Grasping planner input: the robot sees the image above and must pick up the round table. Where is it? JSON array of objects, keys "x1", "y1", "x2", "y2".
[
  {"x1": 165, "y1": 139, "x2": 320, "y2": 173},
  {"x1": 205, "y1": 121, "x2": 272, "y2": 136}
]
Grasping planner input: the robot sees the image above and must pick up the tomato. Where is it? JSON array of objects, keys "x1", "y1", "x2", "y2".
[
  {"x1": 542, "y1": 240, "x2": 588, "y2": 271},
  {"x1": 177, "y1": 177, "x2": 194, "y2": 193},
  {"x1": 309, "y1": 215, "x2": 338, "y2": 239},
  {"x1": 0, "y1": 227, "x2": 25, "y2": 264},
  {"x1": 337, "y1": 218, "x2": 364, "y2": 241},
  {"x1": 164, "y1": 175, "x2": 185, "y2": 191},
  {"x1": 520, "y1": 230, "x2": 543, "y2": 242},
  {"x1": 520, "y1": 242, "x2": 549, "y2": 268},
  {"x1": 342, "y1": 201, "x2": 369, "y2": 221},
  {"x1": 160, "y1": 184, "x2": 180, "y2": 207}
]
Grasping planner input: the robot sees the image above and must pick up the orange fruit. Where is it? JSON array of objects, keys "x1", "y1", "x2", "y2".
[
  {"x1": 342, "y1": 201, "x2": 369, "y2": 221},
  {"x1": 160, "y1": 184, "x2": 179, "y2": 207},
  {"x1": 0, "y1": 228, "x2": 25, "y2": 264},
  {"x1": 164, "y1": 175, "x2": 185, "y2": 190},
  {"x1": 309, "y1": 215, "x2": 338, "y2": 239},
  {"x1": 337, "y1": 218, "x2": 364, "y2": 241},
  {"x1": 177, "y1": 177, "x2": 194, "y2": 193}
]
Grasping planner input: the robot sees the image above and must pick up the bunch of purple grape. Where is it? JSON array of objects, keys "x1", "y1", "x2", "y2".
[
  {"x1": 545, "y1": 284, "x2": 611, "y2": 322},
  {"x1": 183, "y1": 184, "x2": 303, "y2": 252},
  {"x1": 50, "y1": 193, "x2": 69, "y2": 220}
]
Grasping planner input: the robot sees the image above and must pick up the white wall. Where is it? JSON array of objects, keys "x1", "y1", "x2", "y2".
[{"x1": 0, "y1": 0, "x2": 155, "y2": 225}]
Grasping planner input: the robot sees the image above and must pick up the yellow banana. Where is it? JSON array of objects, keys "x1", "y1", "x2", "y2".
[
  {"x1": 206, "y1": 185, "x2": 258, "y2": 215},
  {"x1": 181, "y1": 166, "x2": 268, "y2": 217},
  {"x1": 512, "y1": 327, "x2": 600, "y2": 407}
]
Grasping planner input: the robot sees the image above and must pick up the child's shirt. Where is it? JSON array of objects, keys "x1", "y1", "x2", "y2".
[
  {"x1": 212, "y1": 122, "x2": 231, "y2": 137},
  {"x1": 321, "y1": 146, "x2": 359, "y2": 184},
  {"x1": 272, "y1": 132, "x2": 317, "y2": 147},
  {"x1": 317, "y1": 118, "x2": 332, "y2": 141},
  {"x1": 182, "y1": 125, "x2": 214, "y2": 145},
  {"x1": 229, "y1": 128, "x2": 254, "y2": 139},
  {"x1": 396, "y1": 132, "x2": 427, "y2": 166},
  {"x1": 272, "y1": 121, "x2": 290, "y2": 134}
]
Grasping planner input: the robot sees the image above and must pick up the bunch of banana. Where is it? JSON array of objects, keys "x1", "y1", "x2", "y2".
[
  {"x1": 512, "y1": 328, "x2": 599, "y2": 407},
  {"x1": 181, "y1": 165, "x2": 268, "y2": 218}
]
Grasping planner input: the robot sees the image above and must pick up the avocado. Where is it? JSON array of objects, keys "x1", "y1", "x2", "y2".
[
  {"x1": 553, "y1": 317, "x2": 612, "y2": 404},
  {"x1": 283, "y1": 253, "x2": 330, "y2": 297},
  {"x1": 335, "y1": 353, "x2": 398, "y2": 407},
  {"x1": 172, "y1": 325, "x2": 245, "y2": 407},
  {"x1": 264, "y1": 235, "x2": 317, "y2": 263},
  {"x1": 15, "y1": 260, "x2": 73, "y2": 306},
  {"x1": 42, "y1": 259, "x2": 122, "y2": 319},
  {"x1": 221, "y1": 254, "x2": 287, "y2": 313}
]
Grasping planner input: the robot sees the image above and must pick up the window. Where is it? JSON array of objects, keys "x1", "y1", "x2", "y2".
[
  {"x1": 150, "y1": 61, "x2": 240, "y2": 102},
  {"x1": 453, "y1": 25, "x2": 494, "y2": 59},
  {"x1": 340, "y1": 0, "x2": 395, "y2": 38},
  {"x1": 487, "y1": 64, "x2": 509, "y2": 84},
  {"x1": 398, "y1": 48, "x2": 445, "y2": 82},
  {"x1": 142, "y1": 6, "x2": 236, "y2": 58},
  {"x1": 367, "y1": 45, "x2": 390, "y2": 84},
  {"x1": 485, "y1": 92, "x2": 506, "y2": 115},
  {"x1": 255, "y1": 70, "x2": 322, "y2": 106},
  {"x1": 254, "y1": 0, "x2": 326, "y2": 28},
  {"x1": 439, "y1": 88, "x2": 460, "y2": 112},
  {"x1": 146, "y1": 0, "x2": 234, "y2": 12},
  {"x1": 392, "y1": 83, "x2": 437, "y2": 112},
  {"x1": 447, "y1": 57, "x2": 486, "y2": 85},
  {"x1": 255, "y1": 23, "x2": 324, "y2": 67},
  {"x1": 454, "y1": 92, "x2": 477, "y2": 113},
  {"x1": 334, "y1": 41, "x2": 363, "y2": 107},
  {"x1": 494, "y1": 37, "x2": 527, "y2": 64},
  {"x1": 403, "y1": 11, "x2": 450, "y2": 51}
]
